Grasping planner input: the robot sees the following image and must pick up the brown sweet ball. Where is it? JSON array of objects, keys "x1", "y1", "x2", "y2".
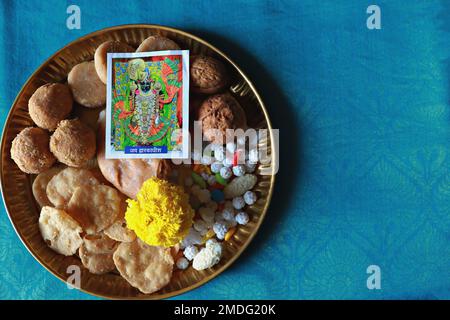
[
  {"x1": 68, "y1": 61, "x2": 106, "y2": 108},
  {"x1": 10, "y1": 127, "x2": 56, "y2": 174},
  {"x1": 190, "y1": 55, "x2": 228, "y2": 94},
  {"x1": 50, "y1": 119, "x2": 96, "y2": 167},
  {"x1": 28, "y1": 83, "x2": 73, "y2": 130},
  {"x1": 94, "y1": 40, "x2": 134, "y2": 84},
  {"x1": 136, "y1": 35, "x2": 180, "y2": 52},
  {"x1": 197, "y1": 94, "x2": 247, "y2": 143}
]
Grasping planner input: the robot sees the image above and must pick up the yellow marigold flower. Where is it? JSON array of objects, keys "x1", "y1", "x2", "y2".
[{"x1": 125, "y1": 177, "x2": 194, "y2": 247}]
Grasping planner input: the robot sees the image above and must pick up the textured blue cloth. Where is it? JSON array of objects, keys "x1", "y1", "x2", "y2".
[{"x1": 1, "y1": 0, "x2": 450, "y2": 300}]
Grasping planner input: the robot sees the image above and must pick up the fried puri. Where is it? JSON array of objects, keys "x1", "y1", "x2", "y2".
[
  {"x1": 32, "y1": 165, "x2": 65, "y2": 207},
  {"x1": 79, "y1": 233, "x2": 118, "y2": 274},
  {"x1": 46, "y1": 167, "x2": 99, "y2": 208},
  {"x1": 67, "y1": 184, "x2": 123, "y2": 235},
  {"x1": 50, "y1": 118, "x2": 96, "y2": 167},
  {"x1": 190, "y1": 55, "x2": 228, "y2": 94},
  {"x1": 39, "y1": 206, "x2": 83, "y2": 256},
  {"x1": 68, "y1": 61, "x2": 106, "y2": 108},
  {"x1": 113, "y1": 239, "x2": 174, "y2": 294},
  {"x1": 28, "y1": 83, "x2": 73, "y2": 130},
  {"x1": 94, "y1": 41, "x2": 134, "y2": 84},
  {"x1": 136, "y1": 35, "x2": 180, "y2": 52},
  {"x1": 11, "y1": 127, "x2": 56, "y2": 174}
]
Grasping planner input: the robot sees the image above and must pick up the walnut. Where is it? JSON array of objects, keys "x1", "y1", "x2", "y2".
[
  {"x1": 197, "y1": 94, "x2": 247, "y2": 143},
  {"x1": 190, "y1": 56, "x2": 228, "y2": 94}
]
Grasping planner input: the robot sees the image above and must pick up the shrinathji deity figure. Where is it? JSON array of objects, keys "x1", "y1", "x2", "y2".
[{"x1": 115, "y1": 58, "x2": 181, "y2": 146}]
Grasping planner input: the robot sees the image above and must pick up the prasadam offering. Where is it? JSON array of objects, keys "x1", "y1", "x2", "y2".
[
  {"x1": 38, "y1": 206, "x2": 83, "y2": 256},
  {"x1": 79, "y1": 233, "x2": 118, "y2": 274},
  {"x1": 104, "y1": 218, "x2": 136, "y2": 242},
  {"x1": 28, "y1": 83, "x2": 73, "y2": 130},
  {"x1": 50, "y1": 118, "x2": 96, "y2": 167},
  {"x1": 11, "y1": 127, "x2": 55, "y2": 174},
  {"x1": 94, "y1": 40, "x2": 135, "y2": 84},
  {"x1": 66, "y1": 184, "x2": 123, "y2": 234},
  {"x1": 8, "y1": 31, "x2": 264, "y2": 296},
  {"x1": 135, "y1": 35, "x2": 180, "y2": 52},
  {"x1": 97, "y1": 111, "x2": 172, "y2": 198},
  {"x1": 197, "y1": 93, "x2": 247, "y2": 143},
  {"x1": 113, "y1": 239, "x2": 174, "y2": 294},
  {"x1": 32, "y1": 165, "x2": 65, "y2": 207},
  {"x1": 46, "y1": 167, "x2": 99, "y2": 208},
  {"x1": 68, "y1": 61, "x2": 106, "y2": 108},
  {"x1": 190, "y1": 55, "x2": 228, "y2": 94}
]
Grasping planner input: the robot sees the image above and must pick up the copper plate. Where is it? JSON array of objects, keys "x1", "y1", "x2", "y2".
[{"x1": 0, "y1": 24, "x2": 276, "y2": 299}]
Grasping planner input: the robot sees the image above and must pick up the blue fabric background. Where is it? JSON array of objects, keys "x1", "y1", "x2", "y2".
[{"x1": 1, "y1": 0, "x2": 450, "y2": 299}]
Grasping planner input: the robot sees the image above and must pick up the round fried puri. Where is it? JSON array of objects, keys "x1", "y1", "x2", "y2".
[
  {"x1": 68, "y1": 61, "x2": 106, "y2": 108},
  {"x1": 113, "y1": 239, "x2": 174, "y2": 294},
  {"x1": 50, "y1": 118, "x2": 96, "y2": 167},
  {"x1": 94, "y1": 40, "x2": 134, "y2": 84},
  {"x1": 11, "y1": 127, "x2": 56, "y2": 174},
  {"x1": 32, "y1": 165, "x2": 65, "y2": 207},
  {"x1": 79, "y1": 233, "x2": 118, "y2": 274},
  {"x1": 39, "y1": 206, "x2": 83, "y2": 256},
  {"x1": 28, "y1": 83, "x2": 73, "y2": 130},
  {"x1": 104, "y1": 219, "x2": 136, "y2": 243},
  {"x1": 190, "y1": 55, "x2": 228, "y2": 94},
  {"x1": 136, "y1": 35, "x2": 180, "y2": 52},
  {"x1": 96, "y1": 111, "x2": 172, "y2": 198},
  {"x1": 46, "y1": 167, "x2": 99, "y2": 208},
  {"x1": 66, "y1": 184, "x2": 122, "y2": 235}
]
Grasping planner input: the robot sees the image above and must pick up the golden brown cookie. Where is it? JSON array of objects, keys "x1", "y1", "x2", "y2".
[
  {"x1": 94, "y1": 41, "x2": 135, "y2": 84},
  {"x1": 96, "y1": 111, "x2": 172, "y2": 198},
  {"x1": 113, "y1": 239, "x2": 174, "y2": 294},
  {"x1": 79, "y1": 233, "x2": 118, "y2": 274},
  {"x1": 68, "y1": 61, "x2": 106, "y2": 108},
  {"x1": 136, "y1": 35, "x2": 180, "y2": 52},
  {"x1": 32, "y1": 165, "x2": 65, "y2": 207},
  {"x1": 46, "y1": 167, "x2": 99, "y2": 208},
  {"x1": 50, "y1": 118, "x2": 96, "y2": 167},
  {"x1": 11, "y1": 127, "x2": 56, "y2": 174},
  {"x1": 66, "y1": 184, "x2": 122, "y2": 234},
  {"x1": 28, "y1": 83, "x2": 73, "y2": 130},
  {"x1": 190, "y1": 56, "x2": 228, "y2": 94},
  {"x1": 39, "y1": 206, "x2": 83, "y2": 256},
  {"x1": 197, "y1": 94, "x2": 247, "y2": 143}
]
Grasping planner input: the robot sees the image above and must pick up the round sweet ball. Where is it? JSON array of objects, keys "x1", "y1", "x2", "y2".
[
  {"x1": 11, "y1": 127, "x2": 56, "y2": 174},
  {"x1": 191, "y1": 55, "x2": 228, "y2": 94},
  {"x1": 50, "y1": 119, "x2": 96, "y2": 167},
  {"x1": 68, "y1": 61, "x2": 106, "y2": 108},
  {"x1": 94, "y1": 40, "x2": 134, "y2": 84},
  {"x1": 136, "y1": 35, "x2": 180, "y2": 52},
  {"x1": 28, "y1": 83, "x2": 73, "y2": 130},
  {"x1": 197, "y1": 94, "x2": 247, "y2": 143}
]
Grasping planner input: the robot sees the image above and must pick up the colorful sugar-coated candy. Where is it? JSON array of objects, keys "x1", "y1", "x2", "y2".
[
  {"x1": 191, "y1": 171, "x2": 206, "y2": 188},
  {"x1": 215, "y1": 172, "x2": 228, "y2": 186}
]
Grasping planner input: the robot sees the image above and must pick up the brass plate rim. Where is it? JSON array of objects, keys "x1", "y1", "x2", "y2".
[{"x1": 0, "y1": 24, "x2": 277, "y2": 300}]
